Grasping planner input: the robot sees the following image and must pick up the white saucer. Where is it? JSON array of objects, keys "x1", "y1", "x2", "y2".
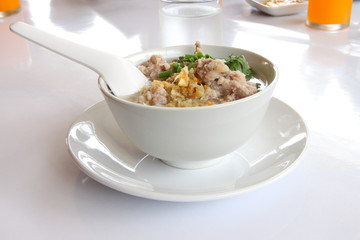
[
  {"x1": 66, "y1": 98, "x2": 308, "y2": 202},
  {"x1": 246, "y1": 0, "x2": 308, "y2": 16}
]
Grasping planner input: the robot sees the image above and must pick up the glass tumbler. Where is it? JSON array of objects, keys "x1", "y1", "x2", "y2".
[
  {"x1": 0, "y1": 0, "x2": 21, "y2": 18},
  {"x1": 306, "y1": 0, "x2": 353, "y2": 31},
  {"x1": 159, "y1": 0, "x2": 223, "y2": 46}
]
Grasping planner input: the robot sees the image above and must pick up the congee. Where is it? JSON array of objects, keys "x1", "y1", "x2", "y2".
[{"x1": 136, "y1": 42, "x2": 265, "y2": 107}]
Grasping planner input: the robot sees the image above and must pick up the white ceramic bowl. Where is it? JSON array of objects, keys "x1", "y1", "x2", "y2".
[{"x1": 99, "y1": 45, "x2": 278, "y2": 169}]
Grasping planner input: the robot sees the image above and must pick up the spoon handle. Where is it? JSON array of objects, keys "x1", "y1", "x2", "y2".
[
  {"x1": 9, "y1": 21, "x2": 113, "y2": 77},
  {"x1": 9, "y1": 22, "x2": 147, "y2": 96}
]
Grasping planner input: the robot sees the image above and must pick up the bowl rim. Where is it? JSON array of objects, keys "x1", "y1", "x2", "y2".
[{"x1": 98, "y1": 44, "x2": 279, "y2": 112}]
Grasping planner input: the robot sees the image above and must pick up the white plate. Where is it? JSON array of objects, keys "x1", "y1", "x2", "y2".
[
  {"x1": 66, "y1": 98, "x2": 308, "y2": 202},
  {"x1": 245, "y1": 0, "x2": 308, "y2": 16}
]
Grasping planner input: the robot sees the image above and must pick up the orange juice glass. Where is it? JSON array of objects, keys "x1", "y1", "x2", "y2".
[
  {"x1": 306, "y1": 0, "x2": 353, "y2": 30},
  {"x1": 0, "y1": 0, "x2": 21, "y2": 18}
]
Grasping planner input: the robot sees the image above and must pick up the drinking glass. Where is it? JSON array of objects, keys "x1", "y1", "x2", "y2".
[
  {"x1": 159, "y1": 0, "x2": 223, "y2": 46},
  {"x1": 0, "y1": 0, "x2": 21, "y2": 18},
  {"x1": 306, "y1": 0, "x2": 353, "y2": 31}
]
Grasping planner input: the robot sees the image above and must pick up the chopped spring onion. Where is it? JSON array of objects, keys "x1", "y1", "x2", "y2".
[
  {"x1": 185, "y1": 54, "x2": 196, "y2": 62},
  {"x1": 158, "y1": 70, "x2": 173, "y2": 78},
  {"x1": 172, "y1": 62, "x2": 181, "y2": 73},
  {"x1": 188, "y1": 62, "x2": 194, "y2": 70}
]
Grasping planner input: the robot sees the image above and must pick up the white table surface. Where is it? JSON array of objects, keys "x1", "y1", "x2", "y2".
[{"x1": 1, "y1": 0, "x2": 360, "y2": 239}]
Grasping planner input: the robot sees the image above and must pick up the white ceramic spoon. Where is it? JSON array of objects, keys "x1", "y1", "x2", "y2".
[{"x1": 10, "y1": 22, "x2": 148, "y2": 96}]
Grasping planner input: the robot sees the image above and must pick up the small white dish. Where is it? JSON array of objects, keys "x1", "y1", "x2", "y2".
[
  {"x1": 66, "y1": 98, "x2": 308, "y2": 202},
  {"x1": 246, "y1": 0, "x2": 308, "y2": 16}
]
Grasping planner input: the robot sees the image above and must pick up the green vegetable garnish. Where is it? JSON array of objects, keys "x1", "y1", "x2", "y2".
[
  {"x1": 176, "y1": 53, "x2": 213, "y2": 65},
  {"x1": 188, "y1": 62, "x2": 194, "y2": 70},
  {"x1": 172, "y1": 62, "x2": 181, "y2": 73},
  {"x1": 224, "y1": 54, "x2": 253, "y2": 77},
  {"x1": 158, "y1": 70, "x2": 173, "y2": 78},
  {"x1": 157, "y1": 52, "x2": 217, "y2": 79},
  {"x1": 185, "y1": 54, "x2": 196, "y2": 62}
]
